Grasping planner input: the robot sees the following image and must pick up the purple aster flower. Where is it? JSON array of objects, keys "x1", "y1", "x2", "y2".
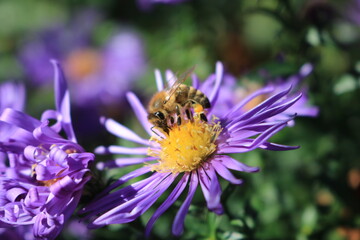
[
  {"x1": 19, "y1": 10, "x2": 146, "y2": 107},
  {"x1": 0, "y1": 61, "x2": 94, "y2": 239},
  {"x1": 80, "y1": 62, "x2": 302, "y2": 236}
]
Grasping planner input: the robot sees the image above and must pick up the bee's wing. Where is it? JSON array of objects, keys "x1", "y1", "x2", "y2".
[{"x1": 165, "y1": 66, "x2": 196, "y2": 102}]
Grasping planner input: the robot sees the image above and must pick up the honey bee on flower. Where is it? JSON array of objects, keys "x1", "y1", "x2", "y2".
[{"x1": 147, "y1": 66, "x2": 211, "y2": 134}]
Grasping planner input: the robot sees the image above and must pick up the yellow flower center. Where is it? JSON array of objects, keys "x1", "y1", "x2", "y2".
[{"x1": 148, "y1": 114, "x2": 222, "y2": 173}]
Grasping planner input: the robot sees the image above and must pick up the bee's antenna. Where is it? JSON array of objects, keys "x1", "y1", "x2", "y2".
[{"x1": 151, "y1": 126, "x2": 165, "y2": 139}]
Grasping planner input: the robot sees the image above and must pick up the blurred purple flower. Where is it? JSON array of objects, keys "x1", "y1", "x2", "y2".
[
  {"x1": 64, "y1": 219, "x2": 92, "y2": 240},
  {"x1": 0, "y1": 225, "x2": 33, "y2": 240},
  {"x1": 0, "y1": 61, "x2": 94, "y2": 239},
  {"x1": 81, "y1": 62, "x2": 301, "y2": 236},
  {"x1": 19, "y1": 10, "x2": 146, "y2": 107},
  {"x1": 137, "y1": 0, "x2": 189, "y2": 10},
  {"x1": 69, "y1": 31, "x2": 147, "y2": 106},
  {"x1": 19, "y1": 10, "x2": 100, "y2": 86},
  {"x1": 346, "y1": 0, "x2": 360, "y2": 25},
  {"x1": 0, "y1": 82, "x2": 26, "y2": 165},
  {"x1": 0, "y1": 82, "x2": 25, "y2": 113}
]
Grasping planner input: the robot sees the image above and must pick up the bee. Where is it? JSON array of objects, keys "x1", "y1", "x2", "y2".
[{"x1": 147, "y1": 66, "x2": 211, "y2": 134}]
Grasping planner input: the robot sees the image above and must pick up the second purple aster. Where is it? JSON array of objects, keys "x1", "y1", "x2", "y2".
[{"x1": 0, "y1": 61, "x2": 94, "y2": 240}]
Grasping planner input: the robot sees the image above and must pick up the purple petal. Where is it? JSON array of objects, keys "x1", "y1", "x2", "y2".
[
  {"x1": 91, "y1": 173, "x2": 176, "y2": 226},
  {"x1": 145, "y1": 173, "x2": 189, "y2": 236},
  {"x1": 211, "y1": 160, "x2": 243, "y2": 184},
  {"x1": 208, "y1": 61, "x2": 224, "y2": 106},
  {"x1": 95, "y1": 145, "x2": 148, "y2": 155},
  {"x1": 172, "y1": 172, "x2": 199, "y2": 236},
  {"x1": 33, "y1": 210, "x2": 64, "y2": 240},
  {"x1": 126, "y1": 92, "x2": 152, "y2": 136},
  {"x1": 214, "y1": 155, "x2": 259, "y2": 172},
  {"x1": 219, "y1": 120, "x2": 289, "y2": 153},
  {"x1": 260, "y1": 142, "x2": 299, "y2": 151},
  {"x1": 96, "y1": 157, "x2": 156, "y2": 169},
  {"x1": 225, "y1": 86, "x2": 288, "y2": 122},
  {"x1": 6, "y1": 187, "x2": 27, "y2": 202},
  {"x1": 165, "y1": 70, "x2": 176, "y2": 85},
  {"x1": 0, "y1": 108, "x2": 40, "y2": 132},
  {"x1": 198, "y1": 165, "x2": 223, "y2": 214},
  {"x1": 224, "y1": 86, "x2": 274, "y2": 119},
  {"x1": 82, "y1": 166, "x2": 152, "y2": 205},
  {"x1": 101, "y1": 117, "x2": 150, "y2": 146},
  {"x1": 154, "y1": 69, "x2": 164, "y2": 91},
  {"x1": 41, "y1": 110, "x2": 62, "y2": 133},
  {"x1": 191, "y1": 74, "x2": 200, "y2": 89},
  {"x1": 51, "y1": 60, "x2": 76, "y2": 143}
]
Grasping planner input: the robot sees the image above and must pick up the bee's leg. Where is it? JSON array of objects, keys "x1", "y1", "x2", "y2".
[
  {"x1": 175, "y1": 104, "x2": 183, "y2": 125},
  {"x1": 200, "y1": 113, "x2": 208, "y2": 122},
  {"x1": 177, "y1": 116, "x2": 182, "y2": 125},
  {"x1": 170, "y1": 116, "x2": 175, "y2": 125},
  {"x1": 175, "y1": 104, "x2": 181, "y2": 115},
  {"x1": 182, "y1": 101, "x2": 193, "y2": 121},
  {"x1": 185, "y1": 108, "x2": 192, "y2": 120}
]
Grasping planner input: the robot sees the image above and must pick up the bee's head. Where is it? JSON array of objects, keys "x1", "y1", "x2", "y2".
[
  {"x1": 148, "y1": 111, "x2": 166, "y2": 124},
  {"x1": 148, "y1": 111, "x2": 169, "y2": 134}
]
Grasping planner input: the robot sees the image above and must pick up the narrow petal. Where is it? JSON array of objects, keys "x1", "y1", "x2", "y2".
[
  {"x1": 224, "y1": 86, "x2": 274, "y2": 119},
  {"x1": 208, "y1": 61, "x2": 223, "y2": 105},
  {"x1": 260, "y1": 142, "x2": 300, "y2": 151},
  {"x1": 51, "y1": 60, "x2": 76, "y2": 143},
  {"x1": 219, "y1": 120, "x2": 289, "y2": 153},
  {"x1": 214, "y1": 155, "x2": 259, "y2": 173},
  {"x1": 41, "y1": 110, "x2": 62, "y2": 133},
  {"x1": 191, "y1": 74, "x2": 200, "y2": 89},
  {"x1": 213, "y1": 160, "x2": 244, "y2": 184},
  {"x1": 126, "y1": 92, "x2": 153, "y2": 136},
  {"x1": 154, "y1": 69, "x2": 164, "y2": 91},
  {"x1": 95, "y1": 145, "x2": 149, "y2": 155},
  {"x1": 172, "y1": 172, "x2": 199, "y2": 236},
  {"x1": 92, "y1": 166, "x2": 152, "y2": 200},
  {"x1": 81, "y1": 170, "x2": 158, "y2": 215},
  {"x1": 91, "y1": 173, "x2": 176, "y2": 227},
  {"x1": 238, "y1": 94, "x2": 301, "y2": 127},
  {"x1": 96, "y1": 157, "x2": 156, "y2": 169},
  {"x1": 101, "y1": 117, "x2": 150, "y2": 146},
  {"x1": 145, "y1": 173, "x2": 189, "y2": 236},
  {"x1": 225, "y1": 86, "x2": 289, "y2": 122},
  {"x1": 198, "y1": 166, "x2": 223, "y2": 214},
  {"x1": 0, "y1": 108, "x2": 40, "y2": 132},
  {"x1": 165, "y1": 70, "x2": 176, "y2": 85}
]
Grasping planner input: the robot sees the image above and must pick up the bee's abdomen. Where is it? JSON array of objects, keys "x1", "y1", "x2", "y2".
[{"x1": 188, "y1": 86, "x2": 211, "y2": 109}]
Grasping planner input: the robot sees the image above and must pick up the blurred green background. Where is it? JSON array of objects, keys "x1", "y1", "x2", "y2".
[{"x1": 0, "y1": 0, "x2": 359, "y2": 239}]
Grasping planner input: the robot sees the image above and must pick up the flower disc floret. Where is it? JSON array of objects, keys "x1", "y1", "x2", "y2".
[{"x1": 149, "y1": 115, "x2": 222, "y2": 173}]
